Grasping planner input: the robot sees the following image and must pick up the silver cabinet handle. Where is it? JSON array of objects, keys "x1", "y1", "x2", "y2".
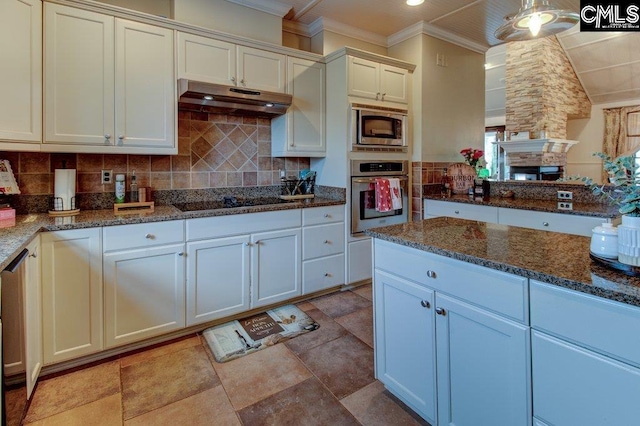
[
  {"x1": 421, "y1": 300, "x2": 430, "y2": 308},
  {"x1": 435, "y1": 307, "x2": 446, "y2": 316},
  {"x1": 145, "y1": 233, "x2": 154, "y2": 239},
  {"x1": 542, "y1": 222, "x2": 549, "y2": 227},
  {"x1": 426, "y1": 270, "x2": 437, "y2": 279}
]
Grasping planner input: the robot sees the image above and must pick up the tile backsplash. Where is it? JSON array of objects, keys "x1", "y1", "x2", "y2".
[{"x1": 0, "y1": 111, "x2": 310, "y2": 196}]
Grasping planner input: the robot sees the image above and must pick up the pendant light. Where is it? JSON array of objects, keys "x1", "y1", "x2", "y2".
[{"x1": 494, "y1": 0, "x2": 579, "y2": 42}]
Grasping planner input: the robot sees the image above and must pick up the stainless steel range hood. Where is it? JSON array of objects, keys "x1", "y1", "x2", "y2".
[{"x1": 177, "y1": 79, "x2": 292, "y2": 117}]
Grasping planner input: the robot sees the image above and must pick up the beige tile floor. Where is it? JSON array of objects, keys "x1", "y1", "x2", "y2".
[{"x1": 19, "y1": 284, "x2": 429, "y2": 426}]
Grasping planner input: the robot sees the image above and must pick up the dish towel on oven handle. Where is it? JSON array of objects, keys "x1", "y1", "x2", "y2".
[
  {"x1": 375, "y1": 178, "x2": 392, "y2": 212},
  {"x1": 389, "y1": 178, "x2": 402, "y2": 210}
]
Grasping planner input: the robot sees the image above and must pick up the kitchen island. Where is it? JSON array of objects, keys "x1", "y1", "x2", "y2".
[{"x1": 366, "y1": 217, "x2": 640, "y2": 426}]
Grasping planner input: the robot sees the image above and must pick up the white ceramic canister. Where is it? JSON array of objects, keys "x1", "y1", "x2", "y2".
[
  {"x1": 590, "y1": 222, "x2": 618, "y2": 259},
  {"x1": 618, "y1": 215, "x2": 640, "y2": 266}
]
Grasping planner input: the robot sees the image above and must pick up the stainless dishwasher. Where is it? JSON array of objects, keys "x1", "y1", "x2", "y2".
[{"x1": 2, "y1": 248, "x2": 29, "y2": 426}]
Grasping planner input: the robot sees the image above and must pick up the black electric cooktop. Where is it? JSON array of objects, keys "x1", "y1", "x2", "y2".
[{"x1": 173, "y1": 196, "x2": 290, "y2": 212}]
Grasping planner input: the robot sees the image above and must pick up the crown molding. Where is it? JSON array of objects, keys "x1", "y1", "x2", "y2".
[
  {"x1": 225, "y1": 0, "x2": 292, "y2": 18},
  {"x1": 307, "y1": 17, "x2": 388, "y2": 47},
  {"x1": 388, "y1": 21, "x2": 488, "y2": 53},
  {"x1": 282, "y1": 19, "x2": 310, "y2": 37}
]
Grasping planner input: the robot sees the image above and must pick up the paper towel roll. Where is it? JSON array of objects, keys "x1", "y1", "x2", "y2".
[{"x1": 54, "y1": 169, "x2": 76, "y2": 211}]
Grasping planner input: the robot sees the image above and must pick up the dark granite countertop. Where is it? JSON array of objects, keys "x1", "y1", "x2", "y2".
[
  {"x1": 365, "y1": 217, "x2": 640, "y2": 308},
  {"x1": 0, "y1": 197, "x2": 344, "y2": 272},
  {"x1": 424, "y1": 194, "x2": 619, "y2": 218}
]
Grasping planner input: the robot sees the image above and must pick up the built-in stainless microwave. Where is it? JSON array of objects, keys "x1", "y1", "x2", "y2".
[{"x1": 351, "y1": 104, "x2": 408, "y2": 151}]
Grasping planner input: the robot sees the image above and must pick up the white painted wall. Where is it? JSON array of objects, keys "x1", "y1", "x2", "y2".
[
  {"x1": 173, "y1": 0, "x2": 282, "y2": 45},
  {"x1": 566, "y1": 99, "x2": 640, "y2": 184},
  {"x1": 314, "y1": 31, "x2": 387, "y2": 56}
]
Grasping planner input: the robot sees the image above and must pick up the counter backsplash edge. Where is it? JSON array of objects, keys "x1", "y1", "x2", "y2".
[{"x1": 6, "y1": 185, "x2": 346, "y2": 215}]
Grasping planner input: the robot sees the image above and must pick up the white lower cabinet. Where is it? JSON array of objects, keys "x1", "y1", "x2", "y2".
[
  {"x1": 103, "y1": 221, "x2": 185, "y2": 348},
  {"x1": 186, "y1": 235, "x2": 250, "y2": 326},
  {"x1": 374, "y1": 270, "x2": 437, "y2": 425},
  {"x1": 41, "y1": 228, "x2": 103, "y2": 364},
  {"x1": 530, "y1": 280, "x2": 640, "y2": 426},
  {"x1": 373, "y1": 239, "x2": 531, "y2": 425},
  {"x1": 24, "y1": 237, "x2": 42, "y2": 398},
  {"x1": 435, "y1": 293, "x2": 530, "y2": 426}
]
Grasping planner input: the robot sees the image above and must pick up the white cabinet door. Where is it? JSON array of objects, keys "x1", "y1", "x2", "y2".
[
  {"x1": 271, "y1": 57, "x2": 325, "y2": 157},
  {"x1": 0, "y1": 0, "x2": 42, "y2": 149},
  {"x1": 104, "y1": 244, "x2": 185, "y2": 348},
  {"x1": 44, "y1": 4, "x2": 115, "y2": 147},
  {"x1": 348, "y1": 56, "x2": 380, "y2": 101},
  {"x1": 251, "y1": 228, "x2": 301, "y2": 308},
  {"x1": 435, "y1": 293, "x2": 531, "y2": 426},
  {"x1": 380, "y1": 64, "x2": 408, "y2": 104},
  {"x1": 177, "y1": 32, "x2": 236, "y2": 86},
  {"x1": 237, "y1": 46, "x2": 286, "y2": 93},
  {"x1": 374, "y1": 270, "x2": 437, "y2": 425},
  {"x1": 25, "y1": 236, "x2": 42, "y2": 399},
  {"x1": 115, "y1": 19, "x2": 175, "y2": 150},
  {"x1": 532, "y1": 331, "x2": 640, "y2": 426},
  {"x1": 186, "y1": 235, "x2": 251, "y2": 326},
  {"x1": 41, "y1": 228, "x2": 103, "y2": 364}
]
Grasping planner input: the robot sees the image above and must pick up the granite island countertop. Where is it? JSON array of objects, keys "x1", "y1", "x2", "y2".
[
  {"x1": 0, "y1": 196, "x2": 344, "y2": 272},
  {"x1": 423, "y1": 194, "x2": 619, "y2": 218},
  {"x1": 365, "y1": 217, "x2": 640, "y2": 307}
]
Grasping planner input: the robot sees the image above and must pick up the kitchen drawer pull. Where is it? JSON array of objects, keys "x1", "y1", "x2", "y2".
[
  {"x1": 421, "y1": 300, "x2": 431, "y2": 308},
  {"x1": 145, "y1": 233, "x2": 154, "y2": 239},
  {"x1": 436, "y1": 307, "x2": 446, "y2": 316},
  {"x1": 426, "y1": 270, "x2": 437, "y2": 279},
  {"x1": 324, "y1": 214, "x2": 330, "y2": 218},
  {"x1": 542, "y1": 222, "x2": 549, "y2": 227},
  {"x1": 454, "y1": 210, "x2": 460, "y2": 214}
]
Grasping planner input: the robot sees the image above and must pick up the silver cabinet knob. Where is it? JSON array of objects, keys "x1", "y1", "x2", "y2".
[
  {"x1": 324, "y1": 240, "x2": 330, "y2": 244},
  {"x1": 29, "y1": 252, "x2": 37, "y2": 258},
  {"x1": 230, "y1": 76, "x2": 236, "y2": 83},
  {"x1": 245, "y1": 242, "x2": 252, "y2": 247},
  {"x1": 426, "y1": 270, "x2": 437, "y2": 279},
  {"x1": 542, "y1": 222, "x2": 549, "y2": 227},
  {"x1": 324, "y1": 272, "x2": 331, "y2": 277},
  {"x1": 240, "y1": 78, "x2": 245, "y2": 85},
  {"x1": 145, "y1": 233, "x2": 154, "y2": 239},
  {"x1": 254, "y1": 240, "x2": 261, "y2": 245},
  {"x1": 421, "y1": 300, "x2": 430, "y2": 308},
  {"x1": 454, "y1": 210, "x2": 460, "y2": 214},
  {"x1": 324, "y1": 214, "x2": 330, "y2": 218},
  {"x1": 381, "y1": 92, "x2": 386, "y2": 100},
  {"x1": 375, "y1": 92, "x2": 380, "y2": 100},
  {"x1": 178, "y1": 252, "x2": 184, "y2": 256},
  {"x1": 435, "y1": 307, "x2": 446, "y2": 316},
  {"x1": 105, "y1": 134, "x2": 111, "y2": 140},
  {"x1": 118, "y1": 135, "x2": 125, "y2": 140}
]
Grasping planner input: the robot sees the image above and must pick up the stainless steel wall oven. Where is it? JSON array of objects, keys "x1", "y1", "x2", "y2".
[{"x1": 350, "y1": 160, "x2": 409, "y2": 235}]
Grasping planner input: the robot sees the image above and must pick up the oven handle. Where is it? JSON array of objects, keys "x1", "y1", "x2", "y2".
[{"x1": 352, "y1": 176, "x2": 408, "y2": 184}]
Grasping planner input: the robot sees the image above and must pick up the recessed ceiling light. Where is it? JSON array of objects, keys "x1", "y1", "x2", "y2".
[{"x1": 406, "y1": 0, "x2": 424, "y2": 5}]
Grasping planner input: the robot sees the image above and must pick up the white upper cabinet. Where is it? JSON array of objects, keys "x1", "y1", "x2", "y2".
[
  {"x1": 348, "y1": 56, "x2": 408, "y2": 105},
  {"x1": 44, "y1": 3, "x2": 175, "y2": 154},
  {"x1": 0, "y1": 0, "x2": 42, "y2": 150},
  {"x1": 177, "y1": 32, "x2": 285, "y2": 93},
  {"x1": 177, "y1": 32, "x2": 236, "y2": 86},
  {"x1": 272, "y1": 57, "x2": 325, "y2": 157}
]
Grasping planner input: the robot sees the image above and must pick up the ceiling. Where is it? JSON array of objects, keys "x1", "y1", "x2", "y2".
[{"x1": 249, "y1": 0, "x2": 640, "y2": 107}]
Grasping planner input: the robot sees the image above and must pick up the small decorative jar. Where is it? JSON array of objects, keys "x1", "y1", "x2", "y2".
[
  {"x1": 590, "y1": 222, "x2": 618, "y2": 259},
  {"x1": 618, "y1": 215, "x2": 640, "y2": 265}
]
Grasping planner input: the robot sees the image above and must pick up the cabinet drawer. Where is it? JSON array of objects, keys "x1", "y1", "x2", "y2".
[
  {"x1": 302, "y1": 254, "x2": 345, "y2": 294},
  {"x1": 303, "y1": 222, "x2": 345, "y2": 260},
  {"x1": 374, "y1": 239, "x2": 528, "y2": 323},
  {"x1": 186, "y1": 209, "x2": 301, "y2": 241},
  {"x1": 302, "y1": 205, "x2": 345, "y2": 226},
  {"x1": 425, "y1": 200, "x2": 498, "y2": 223},
  {"x1": 103, "y1": 220, "x2": 184, "y2": 252},
  {"x1": 531, "y1": 280, "x2": 640, "y2": 367},
  {"x1": 498, "y1": 208, "x2": 603, "y2": 236}
]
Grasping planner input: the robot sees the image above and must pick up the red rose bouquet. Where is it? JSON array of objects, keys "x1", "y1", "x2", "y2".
[{"x1": 460, "y1": 147, "x2": 484, "y2": 168}]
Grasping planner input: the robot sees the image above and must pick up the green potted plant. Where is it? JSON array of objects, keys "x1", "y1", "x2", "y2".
[{"x1": 569, "y1": 152, "x2": 640, "y2": 265}]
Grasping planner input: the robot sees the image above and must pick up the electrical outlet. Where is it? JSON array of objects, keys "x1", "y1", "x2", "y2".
[
  {"x1": 101, "y1": 169, "x2": 113, "y2": 184},
  {"x1": 557, "y1": 190, "x2": 573, "y2": 200},
  {"x1": 558, "y1": 201, "x2": 573, "y2": 210}
]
